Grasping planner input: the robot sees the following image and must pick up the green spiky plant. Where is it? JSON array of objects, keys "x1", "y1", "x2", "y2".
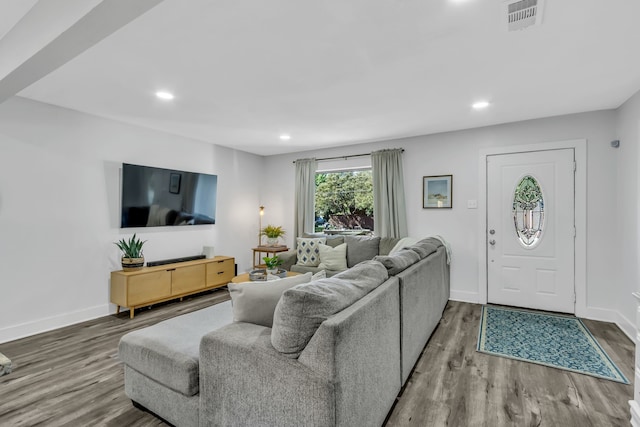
[
  {"x1": 115, "y1": 234, "x2": 146, "y2": 259},
  {"x1": 262, "y1": 255, "x2": 283, "y2": 270},
  {"x1": 260, "y1": 225, "x2": 286, "y2": 239}
]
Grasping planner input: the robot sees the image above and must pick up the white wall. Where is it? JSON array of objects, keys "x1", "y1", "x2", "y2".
[
  {"x1": 263, "y1": 111, "x2": 625, "y2": 326},
  {"x1": 1, "y1": 94, "x2": 636, "y2": 344},
  {"x1": 615, "y1": 89, "x2": 640, "y2": 330},
  {"x1": 0, "y1": 97, "x2": 263, "y2": 343}
]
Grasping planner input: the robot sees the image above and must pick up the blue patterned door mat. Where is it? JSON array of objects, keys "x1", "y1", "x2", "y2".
[{"x1": 477, "y1": 305, "x2": 629, "y2": 384}]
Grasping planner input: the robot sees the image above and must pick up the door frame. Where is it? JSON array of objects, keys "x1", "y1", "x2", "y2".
[{"x1": 478, "y1": 139, "x2": 587, "y2": 317}]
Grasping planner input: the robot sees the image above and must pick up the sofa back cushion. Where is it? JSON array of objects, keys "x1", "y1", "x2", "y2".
[
  {"x1": 228, "y1": 272, "x2": 313, "y2": 327},
  {"x1": 379, "y1": 237, "x2": 401, "y2": 256},
  {"x1": 303, "y1": 233, "x2": 345, "y2": 248},
  {"x1": 271, "y1": 260, "x2": 389, "y2": 358},
  {"x1": 407, "y1": 242, "x2": 438, "y2": 259},
  {"x1": 345, "y1": 235, "x2": 381, "y2": 268},
  {"x1": 374, "y1": 250, "x2": 421, "y2": 276}
]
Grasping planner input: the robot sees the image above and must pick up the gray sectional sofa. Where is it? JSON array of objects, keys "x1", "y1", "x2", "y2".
[{"x1": 118, "y1": 237, "x2": 449, "y2": 427}]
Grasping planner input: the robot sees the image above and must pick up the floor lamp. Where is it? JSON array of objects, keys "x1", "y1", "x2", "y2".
[{"x1": 258, "y1": 205, "x2": 264, "y2": 246}]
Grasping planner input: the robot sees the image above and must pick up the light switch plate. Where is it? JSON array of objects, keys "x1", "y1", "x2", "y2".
[{"x1": 467, "y1": 199, "x2": 478, "y2": 209}]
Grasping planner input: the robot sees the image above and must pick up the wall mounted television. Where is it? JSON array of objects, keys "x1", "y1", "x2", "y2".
[{"x1": 121, "y1": 163, "x2": 217, "y2": 228}]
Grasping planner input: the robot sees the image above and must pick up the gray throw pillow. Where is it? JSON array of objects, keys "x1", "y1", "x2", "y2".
[
  {"x1": 408, "y1": 242, "x2": 438, "y2": 259},
  {"x1": 373, "y1": 250, "x2": 421, "y2": 275},
  {"x1": 271, "y1": 260, "x2": 389, "y2": 358},
  {"x1": 344, "y1": 235, "x2": 381, "y2": 268},
  {"x1": 227, "y1": 272, "x2": 312, "y2": 327}
]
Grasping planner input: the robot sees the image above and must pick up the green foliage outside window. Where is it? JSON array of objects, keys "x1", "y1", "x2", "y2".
[{"x1": 315, "y1": 170, "x2": 373, "y2": 230}]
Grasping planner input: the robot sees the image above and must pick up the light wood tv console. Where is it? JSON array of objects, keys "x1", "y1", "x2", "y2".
[{"x1": 110, "y1": 256, "x2": 234, "y2": 318}]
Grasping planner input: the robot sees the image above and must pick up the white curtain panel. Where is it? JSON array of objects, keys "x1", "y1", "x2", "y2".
[
  {"x1": 294, "y1": 158, "x2": 317, "y2": 239},
  {"x1": 372, "y1": 149, "x2": 408, "y2": 238}
]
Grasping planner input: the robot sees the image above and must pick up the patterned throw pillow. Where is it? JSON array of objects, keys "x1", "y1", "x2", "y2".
[{"x1": 296, "y1": 237, "x2": 326, "y2": 266}]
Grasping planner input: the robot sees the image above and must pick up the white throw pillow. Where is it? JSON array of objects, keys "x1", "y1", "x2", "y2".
[
  {"x1": 296, "y1": 237, "x2": 326, "y2": 266},
  {"x1": 317, "y1": 243, "x2": 348, "y2": 271},
  {"x1": 311, "y1": 270, "x2": 327, "y2": 281},
  {"x1": 227, "y1": 272, "x2": 312, "y2": 327},
  {"x1": 389, "y1": 237, "x2": 420, "y2": 255}
]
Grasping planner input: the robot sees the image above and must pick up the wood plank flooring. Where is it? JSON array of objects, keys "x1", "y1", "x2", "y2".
[
  {"x1": 0, "y1": 295, "x2": 633, "y2": 426},
  {"x1": 386, "y1": 301, "x2": 634, "y2": 427}
]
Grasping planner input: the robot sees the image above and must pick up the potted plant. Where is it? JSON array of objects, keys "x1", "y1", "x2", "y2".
[
  {"x1": 262, "y1": 255, "x2": 283, "y2": 275},
  {"x1": 115, "y1": 234, "x2": 147, "y2": 271},
  {"x1": 260, "y1": 225, "x2": 286, "y2": 246}
]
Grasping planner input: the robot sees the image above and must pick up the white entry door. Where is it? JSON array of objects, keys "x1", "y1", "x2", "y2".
[{"x1": 487, "y1": 149, "x2": 575, "y2": 313}]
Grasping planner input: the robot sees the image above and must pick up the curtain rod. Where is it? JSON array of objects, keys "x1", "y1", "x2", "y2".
[{"x1": 293, "y1": 148, "x2": 404, "y2": 164}]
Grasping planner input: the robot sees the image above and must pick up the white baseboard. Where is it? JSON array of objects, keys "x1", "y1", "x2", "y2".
[
  {"x1": 0, "y1": 304, "x2": 111, "y2": 344},
  {"x1": 616, "y1": 311, "x2": 636, "y2": 342},
  {"x1": 449, "y1": 290, "x2": 481, "y2": 304}
]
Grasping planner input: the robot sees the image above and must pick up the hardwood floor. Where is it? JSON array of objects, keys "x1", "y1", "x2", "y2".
[
  {"x1": 0, "y1": 296, "x2": 633, "y2": 426},
  {"x1": 386, "y1": 301, "x2": 634, "y2": 427}
]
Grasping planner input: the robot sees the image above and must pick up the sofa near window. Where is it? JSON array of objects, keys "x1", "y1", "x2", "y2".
[
  {"x1": 118, "y1": 237, "x2": 449, "y2": 427},
  {"x1": 279, "y1": 233, "x2": 401, "y2": 277}
]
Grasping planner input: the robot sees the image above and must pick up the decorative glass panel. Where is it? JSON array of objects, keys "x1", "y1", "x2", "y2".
[{"x1": 513, "y1": 175, "x2": 544, "y2": 247}]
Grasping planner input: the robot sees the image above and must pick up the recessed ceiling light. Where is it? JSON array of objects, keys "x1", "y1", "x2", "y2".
[
  {"x1": 279, "y1": 134, "x2": 291, "y2": 141},
  {"x1": 472, "y1": 101, "x2": 490, "y2": 109},
  {"x1": 155, "y1": 91, "x2": 174, "y2": 100}
]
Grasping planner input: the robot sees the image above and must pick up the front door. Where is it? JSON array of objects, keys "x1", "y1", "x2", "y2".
[{"x1": 487, "y1": 149, "x2": 575, "y2": 313}]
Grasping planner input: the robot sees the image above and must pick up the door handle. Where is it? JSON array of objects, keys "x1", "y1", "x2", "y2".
[{"x1": 489, "y1": 240, "x2": 496, "y2": 246}]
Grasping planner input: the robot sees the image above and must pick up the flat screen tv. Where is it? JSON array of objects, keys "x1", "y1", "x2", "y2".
[{"x1": 121, "y1": 163, "x2": 217, "y2": 228}]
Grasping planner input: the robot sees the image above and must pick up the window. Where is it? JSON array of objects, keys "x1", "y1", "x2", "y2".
[
  {"x1": 513, "y1": 175, "x2": 544, "y2": 247},
  {"x1": 314, "y1": 169, "x2": 373, "y2": 232}
]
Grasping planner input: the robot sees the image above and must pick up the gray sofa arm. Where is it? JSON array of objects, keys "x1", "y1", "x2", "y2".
[
  {"x1": 199, "y1": 322, "x2": 334, "y2": 427},
  {"x1": 277, "y1": 249, "x2": 297, "y2": 271}
]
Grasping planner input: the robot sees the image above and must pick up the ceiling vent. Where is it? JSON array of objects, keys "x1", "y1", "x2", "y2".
[{"x1": 506, "y1": 0, "x2": 544, "y2": 31}]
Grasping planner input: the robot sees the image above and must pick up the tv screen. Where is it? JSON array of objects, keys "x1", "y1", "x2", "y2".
[{"x1": 121, "y1": 163, "x2": 217, "y2": 228}]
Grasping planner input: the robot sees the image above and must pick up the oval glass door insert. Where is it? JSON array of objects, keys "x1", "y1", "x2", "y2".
[{"x1": 513, "y1": 175, "x2": 544, "y2": 247}]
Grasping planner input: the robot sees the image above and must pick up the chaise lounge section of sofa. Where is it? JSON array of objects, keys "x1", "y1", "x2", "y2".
[{"x1": 118, "y1": 237, "x2": 450, "y2": 426}]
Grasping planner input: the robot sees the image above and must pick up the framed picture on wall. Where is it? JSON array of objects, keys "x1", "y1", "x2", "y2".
[{"x1": 423, "y1": 175, "x2": 452, "y2": 209}]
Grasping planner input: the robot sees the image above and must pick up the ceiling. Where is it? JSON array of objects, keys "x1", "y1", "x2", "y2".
[{"x1": 2, "y1": 0, "x2": 640, "y2": 156}]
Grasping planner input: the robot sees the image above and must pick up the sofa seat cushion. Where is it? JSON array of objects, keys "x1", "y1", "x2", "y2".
[
  {"x1": 271, "y1": 260, "x2": 389, "y2": 358},
  {"x1": 118, "y1": 300, "x2": 233, "y2": 396}
]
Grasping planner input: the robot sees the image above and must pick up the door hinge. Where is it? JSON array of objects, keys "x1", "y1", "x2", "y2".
[
  {"x1": 573, "y1": 225, "x2": 576, "y2": 238},
  {"x1": 573, "y1": 293, "x2": 577, "y2": 303},
  {"x1": 573, "y1": 161, "x2": 577, "y2": 172}
]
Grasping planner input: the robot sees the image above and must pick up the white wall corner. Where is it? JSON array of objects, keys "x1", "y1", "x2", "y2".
[
  {"x1": 581, "y1": 306, "x2": 635, "y2": 342},
  {"x1": 0, "y1": 304, "x2": 110, "y2": 344},
  {"x1": 616, "y1": 310, "x2": 637, "y2": 342}
]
